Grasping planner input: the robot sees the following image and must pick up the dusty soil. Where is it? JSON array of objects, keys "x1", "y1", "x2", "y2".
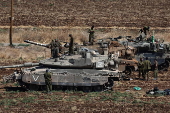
[{"x1": 0, "y1": 0, "x2": 170, "y2": 27}]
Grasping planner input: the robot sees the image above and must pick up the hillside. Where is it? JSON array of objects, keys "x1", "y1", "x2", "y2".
[{"x1": 0, "y1": 0, "x2": 170, "y2": 27}]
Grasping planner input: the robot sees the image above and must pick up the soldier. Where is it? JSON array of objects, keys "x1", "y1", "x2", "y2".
[
  {"x1": 139, "y1": 26, "x2": 150, "y2": 41},
  {"x1": 88, "y1": 25, "x2": 95, "y2": 45},
  {"x1": 44, "y1": 69, "x2": 52, "y2": 94},
  {"x1": 138, "y1": 58, "x2": 144, "y2": 79},
  {"x1": 49, "y1": 40, "x2": 55, "y2": 58},
  {"x1": 153, "y1": 59, "x2": 158, "y2": 80},
  {"x1": 69, "y1": 34, "x2": 74, "y2": 55},
  {"x1": 143, "y1": 57, "x2": 151, "y2": 80},
  {"x1": 53, "y1": 39, "x2": 61, "y2": 58}
]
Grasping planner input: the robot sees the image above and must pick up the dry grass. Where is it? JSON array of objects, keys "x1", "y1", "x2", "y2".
[
  {"x1": 1, "y1": 26, "x2": 170, "y2": 44},
  {"x1": 0, "y1": 26, "x2": 170, "y2": 63},
  {"x1": 0, "y1": 46, "x2": 50, "y2": 64}
]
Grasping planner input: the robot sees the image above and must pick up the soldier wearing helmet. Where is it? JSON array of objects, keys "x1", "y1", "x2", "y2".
[
  {"x1": 138, "y1": 57, "x2": 144, "y2": 79},
  {"x1": 69, "y1": 34, "x2": 74, "y2": 55},
  {"x1": 53, "y1": 39, "x2": 61, "y2": 58},
  {"x1": 153, "y1": 59, "x2": 158, "y2": 80},
  {"x1": 139, "y1": 26, "x2": 150, "y2": 41},
  {"x1": 44, "y1": 69, "x2": 52, "y2": 94},
  {"x1": 49, "y1": 40, "x2": 55, "y2": 58},
  {"x1": 88, "y1": 25, "x2": 95, "y2": 45},
  {"x1": 143, "y1": 57, "x2": 151, "y2": 80}
]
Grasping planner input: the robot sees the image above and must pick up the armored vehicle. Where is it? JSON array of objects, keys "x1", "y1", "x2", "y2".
[
  {"x1": 0, "y1": 40, "x2": 123, "y2": 92},
  {"x1": 108, "y1": 41, "x2": 138, "y2": 77},
  {"x1": 107, "y1": 34, "x2": 170, "y2": 71},
  {"x1": 126, "y1": 36, "x2": 170, "y2": 71}
]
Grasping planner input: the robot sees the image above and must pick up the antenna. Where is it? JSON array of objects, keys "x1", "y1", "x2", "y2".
[{"x1": 9, "y1": 0, "x2": 14, "y2": 47}]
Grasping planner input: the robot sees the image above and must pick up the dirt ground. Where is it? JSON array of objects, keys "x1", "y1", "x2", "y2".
[{"x1": 0, "y1": 0, "x2": 170, "y2": 27}]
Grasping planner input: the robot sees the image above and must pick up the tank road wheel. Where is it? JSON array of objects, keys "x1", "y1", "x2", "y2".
[
  {"x1": 159, "y1": 60, "x2": 170, "y2": 71},
  {"x1": 53, "y1": 85, "x2": 63, "y2": 91},
  {"x1": 93, "y1": 86, "x2": 103, "y2": 92},
  {"x1": 163, "y1": 60, "x2": 170, "y2": 71},
  {"x1": 29, "y1": 84, "x2": 39, "y2": 91},
  {"x1": 124, "y1": 67, "x2": 132, "y2": 78},
  {"x1": 41, "y1": 85, "x2": 46, "y2": 91},
  {"x1": 83, "y1": 86, "x2": 92, "y2": 92},
  {"x1": 66, "y1": 86, "x2": 75, "y2": 91},
  {"x1": 104, "y1": 79, "x2": 114, "y2": 90}
]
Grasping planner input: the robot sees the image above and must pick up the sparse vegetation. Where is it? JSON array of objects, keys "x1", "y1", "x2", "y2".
[{"x1": 21, "y1": 96, "x2": 37, "y2": 104}]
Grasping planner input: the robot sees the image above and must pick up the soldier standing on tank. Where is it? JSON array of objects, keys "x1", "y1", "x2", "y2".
[
  {"x1": 143, "y1": 57, "x2": 151, "y2": 80},
  {"x1": 49, "y1": 40, "x2": 55, "y2": 58},
  {"x1": 53, "y1": 39, "x2": 61, "y2": 58},
  {"x1": 44, "y1": 69, "x2": 52, "y2": 94},
  {"x1": 139, "y1": 26, "x2": 150, "y2": 41},
  {"x1": 138, "y1": 58, "x2": 144, "y2": 79},
  {"x1": 88, "y1": 25, "x2": 95, "y2": 45},
  {"x1": 153, "y1": 59, "x2": 158, "y2": 80},
  {"x1": 69, "y1": 34, "x2": 74, "y2": 55}
]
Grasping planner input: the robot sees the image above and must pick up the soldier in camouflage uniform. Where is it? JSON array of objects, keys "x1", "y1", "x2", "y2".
[
  {"x1": 44, "y1": 69, "x2": 52, "y2": 93},
  {"x1": 138, "y1": 58, "x2": 144, "y2": 79},
  {"x1": 69, "y1": 34, "x2": 74, "y2": 55},
  {"x1": 153, "y1": 59, "x2": 158, "y2": 80},
  {"x1": 88, "y1": 25, "x2": 95, "y2": 45},
  {"x1": 53, "y1": 39, "x2": 61, "y2": 58},
  {"x1": 49, "y1": 40, "x2": 55, "y2": 58},
  {"x1": 139, "y1": 26, "x2": 150, "y2": 41},
  {"x1": 143, "y1": 57, "x2": 151, "y2": 80}
]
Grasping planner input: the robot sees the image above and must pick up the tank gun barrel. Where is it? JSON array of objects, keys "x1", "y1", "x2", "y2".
[
  {"x1": 24, "y1": 40, "x2": 49, "y2": 48},
  {"x1": 0, "y1": 63, "x2": 39, "y2": 69}
]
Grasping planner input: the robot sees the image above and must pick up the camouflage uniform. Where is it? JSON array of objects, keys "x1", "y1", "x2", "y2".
[
  {"x1": 69, "y1": 34, "x2": 74, "y2": 55},
  {"x1": 139, "y1": 26, "x2": 150, "y2": 40},
  {"x1": 44, "y1": 70, "x2": 52, "y2": 93},
  {"x1": 153, "y1": 60, "x2": 158, "y2": 80},
  {"x1": 88, "y1": 26, "x2": 95, "y2": 45},
  {"x1": 49, "y1": 40, "x2": 55, "y2": 58},
  {"x1": 53, "y1": 39, "x2": 61, "y2": 58},
  {"x1": 138, "y1": 58, "x2": 144, "y2": 79},
  {"x1": 143, "y1": 58, "x2": 151, "y2": 80}
]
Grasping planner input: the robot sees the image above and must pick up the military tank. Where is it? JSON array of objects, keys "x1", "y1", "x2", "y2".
[
  {"x1": 126, "y1": 35, "x2": 170, "y2": 71},
  {"x1": 108, "y1": 40, "x2": 138, "y2": 78},
  {"x1": 0, "y1": 40, "x2": 123, "y2": 92},
  {"x1": 107, "y1": 34, "x2": 170, "y2": 72}
]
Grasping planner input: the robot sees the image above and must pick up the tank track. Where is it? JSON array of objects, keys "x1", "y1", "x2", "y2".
[{"x1": 18, "y1": 69, "x2": 118, "y2": 92}]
